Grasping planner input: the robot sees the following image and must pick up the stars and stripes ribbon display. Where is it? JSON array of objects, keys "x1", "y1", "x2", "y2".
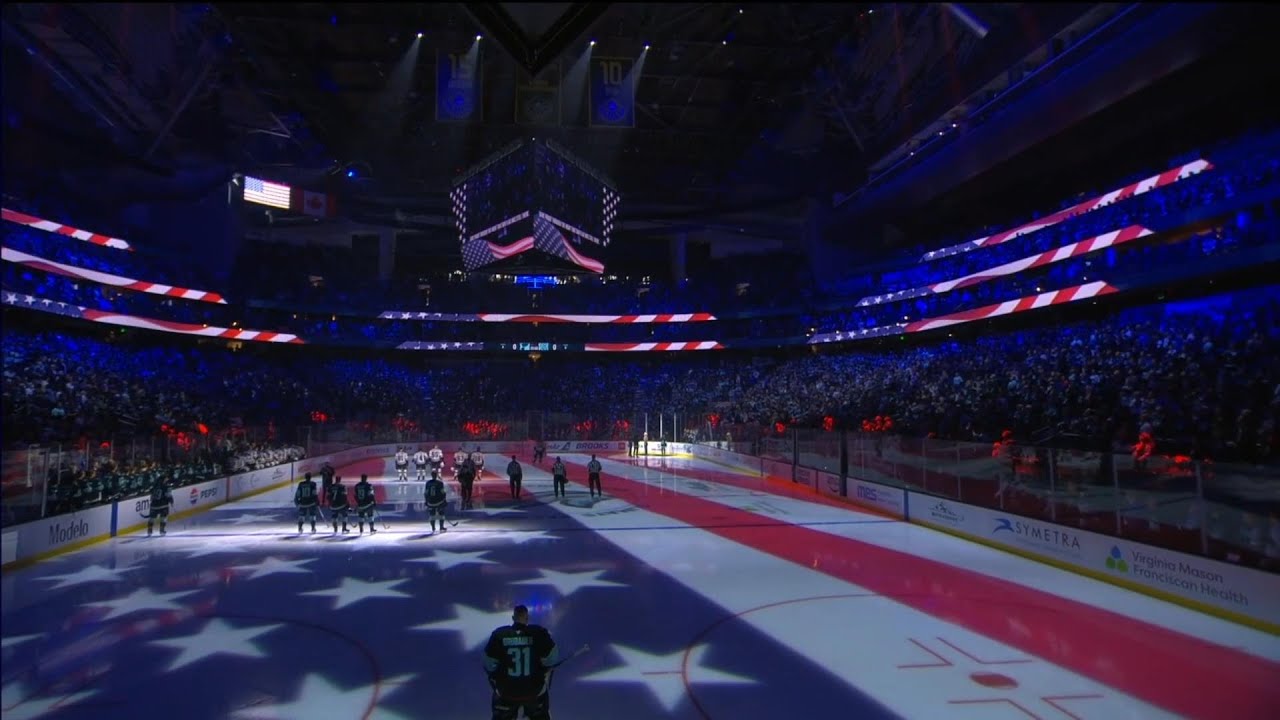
[
  {"x1": 376, "y1": 312, "x2": 718, "y2": 324},
  {"x1": 920, "y1": 159, "x2": 1211, "y2": 262},
  {"x1": 2, "y1": 291, "x2": 303, "y2": 344},
  {"x1": 584, "y1": 341, "x2": 724, "y2": 352},
  {"x1": 533, "y1": 214, "x2": 604, "y2": 274},
  {"x1": 2, "y1": 247, "x2": 228, "y2": 304},
  {"x1": 395, "y1": 341, "x2": 485, "y2": 351},
  {"x1": 813, "y1": 281, "x2": 1119, "y2": 344},
  {"x1": 2, "y1": 208, "x2": 134, "y2": 251},
  {"x1": 859, "y1": 226, "x2": 1151, "y2": 307},
  {"x1": 461, "y1": 236, "x2": 536, "y2": 271},
  {"x1": 477, "y1": 313, "x2": 717, "y2": 324}
]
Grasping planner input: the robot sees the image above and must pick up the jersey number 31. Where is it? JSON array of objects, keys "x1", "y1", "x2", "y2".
[{"x1": 507, "y1": 647, "x2": 532, "y2": 677}]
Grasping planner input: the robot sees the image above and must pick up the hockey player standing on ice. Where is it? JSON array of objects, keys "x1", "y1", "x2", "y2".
[
  {"x1": 587, "y1": 455, "x2": 603, "y2": 499},
  {"x1": 295, "y1": 472, "x2": 319, "y2": 533},
  {"x1": 453, "y1": 447, "x2": 469, "y2": 477},
  {"x1": 551, "y1": 458, "x2": 567, "y2": 500},
  {"x1": 354, "y1": 474, "x2": 377, "y2": 534},
  {"x1": 458, "y1": 455, "x2": 477, "y2": 509},
  {"x1": 321, "y1": 462, "x2": 336, "y2": 506},
  {"x1": 396, "y1": 447, "x2": 411, "y2": 482},
  {"x1": 428, "y1": 444, "x2": 445, "y2": 473},
  {"x1": 146, "y1": 478, "x2": 174, "y2": 536},
  {"x1": 507, "y1": 456, "x2": 523, "y2": 500},
  {"x1": 484, "y1": 604, "x2": 559, "y2": 720},
  {"x1": 472, "y1": 446, "x2": 487, "y2": 480},
  {"x1": 425, "y1": 470, "x2": 448, "y2": 533},
  {"x1": 533, "y1": 440, "x2": 546, "y2": 465},
  {"x1": 413, "y1": 447, "x2": 430, "y2": 481},
  {"x1": 328, "y1": 476, "x2": 351, "y2": 533}
]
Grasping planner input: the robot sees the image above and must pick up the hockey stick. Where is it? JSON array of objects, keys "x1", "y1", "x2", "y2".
[{"x1": 547, "y1": 643, "x2": 590, "y2": 669}]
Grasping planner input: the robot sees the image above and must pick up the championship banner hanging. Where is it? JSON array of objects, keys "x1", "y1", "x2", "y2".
[
  {"x1": 437, "y1": 50, "x2": 482, "y2": 122},
  {"x1": 589, "y1": 57, "x2": 635, "y2": 127},
  {"x1": 517, "y1": 61, "x2": 560, "y2": 127}
]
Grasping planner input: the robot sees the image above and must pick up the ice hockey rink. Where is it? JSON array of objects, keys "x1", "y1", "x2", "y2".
[{"x1": 3, "y1": 452, "x2": 1278, "y2": 720}]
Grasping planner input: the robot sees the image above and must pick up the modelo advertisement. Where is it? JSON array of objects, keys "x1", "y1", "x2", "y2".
[
  {"x1": 794, "y1": 466, "x2": 818, "y2": 491},
  {"x1": 850, "y1": 479, "x2": 906, "y2": 519},
  {"x1": 906, "y1": 491, "x2": 1280, "y2": 629},
  {"x1": 1, "y1": 503, "x2": 115, "y2": 568},
  {"x1": 817, "y1": 471, "x2": 844, "y2": 499},
  {"x1": 228, "y1": 462, "x2": 296, "y2": 500},
  {"x1": 761, "y1": 459, "x2": 794, "y2": 482}
]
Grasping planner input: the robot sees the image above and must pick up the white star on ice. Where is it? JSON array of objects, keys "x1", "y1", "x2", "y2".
[
  {"x1": 1, "y1": 682, "x2": 97, "y2": 720},
  {"x1": 1, "y1": 634, "x2": 41, "y2": 650},
  {"x1": 3, "y1": 293, "x2": 14, "y2": 303},
  {"x1": 36, "y1": 563, "x2": 137, "y2": 590},
  {"x1": 151, "y1": 618, "x2": 281, "y2": 672},
  {"x1": 181, "y1": 543, "x2": 247, "y2": 559},
  {"x1": 580, "y1": 644, "x2": 756, "y2": 713},
  {"x1": 412, "y1": 603, "x2": 512, "y2": 650},
  {"x1": 510, "y1": 569, "x2": 625, "y2": 597},
  {"x1": 505, "y1": 529, "x2": 562, "y2": 545},
  {"x1": 230, "y1": 556, "x2": 316, "y2": 580},
  {"x1": 217, "y1": 512, "x2": 272, "y2": 526},
  {"x1": 299, "y1": 577, "x2": 411, "y2": 610},
  {"x1": 231, "y1": 673, "x2": 413, "y2": 720},
  {"x1": 82, "y1": 587, "x2": 200, "y2": 621},
  {"x1": 405, "y1": 550, "x2": 496, "y2": 571}
]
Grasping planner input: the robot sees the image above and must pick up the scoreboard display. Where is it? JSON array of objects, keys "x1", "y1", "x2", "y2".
[{"x1": 453, "y1": 139, "x2": 618, "y2": 274}]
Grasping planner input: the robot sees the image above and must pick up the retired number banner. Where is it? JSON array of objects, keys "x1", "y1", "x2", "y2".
[{"x1": 589, "y1": 57, "x2": 635, "y2": 127}]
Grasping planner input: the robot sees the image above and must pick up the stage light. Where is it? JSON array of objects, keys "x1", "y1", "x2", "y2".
[
  {"x1": 589, "y1": 40, "x2": 596, "y2": 46},
  {"x1": 346, "y1": 169, "x2": 356, "y2": 178},
  {"x1": 643, "y1": 44, "x2": 650, "y2": 50},
  {"x1": 722, "y1": 40, "x2": 727, "y2": 45},
  {"x1": 416, "y1": 32, "x2": 423, "y2": 38},
  {"x1": 475, "y1": 34, "x2": 482, "y2": 41}
]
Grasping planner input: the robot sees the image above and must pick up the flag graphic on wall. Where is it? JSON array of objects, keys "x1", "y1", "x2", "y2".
[
  {"x1": 533, "y1": 214, "x2": 604, "y2": 273},
  {"x1": 589, "y1": 57, "x2": 635, "y2": 128},
  {"x1": 243, "y1": 176, "x2": 292, "y2": 210},
  {"x1": 437, "y1": 50, "x2": 482, "y2": 122}
]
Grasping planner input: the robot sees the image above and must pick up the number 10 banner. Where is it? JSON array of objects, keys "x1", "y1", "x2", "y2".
[
  {"x1": 438, "y1": 50, "x2": 482, "y2": 122},
  {"x1": 589, "y1": 57, "x2": 635, "y2": 128}
]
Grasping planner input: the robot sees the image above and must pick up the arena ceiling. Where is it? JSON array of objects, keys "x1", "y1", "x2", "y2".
[{"x1": 2, "y1": 3, "x2": 1102, "y2": 236}]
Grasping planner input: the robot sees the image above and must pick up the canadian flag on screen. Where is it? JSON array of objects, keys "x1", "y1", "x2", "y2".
[{"x1": 301, "y1": 190, "x2": 335, "y2": 217}]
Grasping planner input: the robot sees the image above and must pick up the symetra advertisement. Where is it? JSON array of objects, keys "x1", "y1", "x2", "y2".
[
  {"x1": 850, "y1": 479, "x2": 906, "y2": 519},
  {"x1": 1, "y1": 502, "x2": 115, "y2": 568},
  {"x1": 907, "y1": 491, "x2": 1280, "y2": 629}
]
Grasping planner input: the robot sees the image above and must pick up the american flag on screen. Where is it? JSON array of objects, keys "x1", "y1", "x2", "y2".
[
  {"x1": 533, "y1": 215, "x2": 604, "y2": 274},
  {"x1": 243, "y1": 176, "x2": 293, "y2": 210},
  {"x1": 462, "y1": 236, "x2": 536, "y2": 270}
]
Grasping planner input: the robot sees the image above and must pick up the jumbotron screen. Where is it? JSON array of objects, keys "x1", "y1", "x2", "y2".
[{"x1": 453, "y1": 139, "x2": 618, "y2": 274}]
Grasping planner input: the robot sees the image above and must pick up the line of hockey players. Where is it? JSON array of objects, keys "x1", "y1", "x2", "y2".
[
  {"x1": 395, "y1": 445, "x2": 487, "y2": 483},
  {"x1": 293, "y1": 472, "x2": 380, "y2": 534}
]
